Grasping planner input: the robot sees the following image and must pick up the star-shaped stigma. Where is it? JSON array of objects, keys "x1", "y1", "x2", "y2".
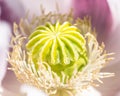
[{"x1": 26, "y1": 22, "x2": 88, "y2": 79}]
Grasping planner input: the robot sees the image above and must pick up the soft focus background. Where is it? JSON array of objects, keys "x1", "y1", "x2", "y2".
[{"x1": 0, "y1": 0, "x2": 120, "y2": 96}]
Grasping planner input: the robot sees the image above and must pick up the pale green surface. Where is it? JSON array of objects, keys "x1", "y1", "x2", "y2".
[{"x1": 26, "y1": 22, "x2": 88, "y2": 80}]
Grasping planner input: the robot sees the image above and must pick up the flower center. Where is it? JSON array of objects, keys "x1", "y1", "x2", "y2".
[{"x1": 26, "y1": 21, "x2": 88, "y2": 80}]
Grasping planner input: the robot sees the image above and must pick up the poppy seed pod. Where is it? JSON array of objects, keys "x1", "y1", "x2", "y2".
[{"x1": 26, "y1": 21, "x2": 88, "y2": 80}]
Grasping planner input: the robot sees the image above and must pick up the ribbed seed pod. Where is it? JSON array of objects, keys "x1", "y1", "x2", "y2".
[{"x1": 26, "y1": 21, "x2": 88, "y2": 79}]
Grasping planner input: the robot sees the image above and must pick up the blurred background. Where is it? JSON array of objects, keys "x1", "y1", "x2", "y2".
[{"x1": 0, "y1": 0, "x2": 120, "y2": 96}]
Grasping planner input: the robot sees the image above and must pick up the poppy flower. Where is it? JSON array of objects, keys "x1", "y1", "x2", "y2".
[{"x1": 8, "y1": 9, "x2": 113, "y2": 96}]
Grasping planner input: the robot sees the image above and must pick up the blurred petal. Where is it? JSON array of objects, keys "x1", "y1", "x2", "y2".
[
  {"x1": 72, "y1": 0, "x2": 113, "y2": 41},
  {"x1": 0, "y1": 21, "x2": 11, "y2": 94},
  {"x1": 77, "y1": 87, "x2": 101, "y2": 96},
  {"x1": 106, "y1": 0, "x2": 120, "y2": 65},
  {"x1": 20, "y1": 85, "x2": 47, "y2": 96},
  {"x1": 20, "y1": 0, "x2": 72, "y2": 15},
  {"x1": 0, "y1": 21, "x2": 11, "y2": 82},
  {"x1": 0, "y1": 0, "x2": 24, "y2": 95},
  {"x1": 95, "y1": 1, "x2": 120, "y2": 96},
  {"x1": 0, "y1": 0, "x2": 24, "y2": 24}
]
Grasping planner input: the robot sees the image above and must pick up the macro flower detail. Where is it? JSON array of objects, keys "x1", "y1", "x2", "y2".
[
  {"x1": 26, "y1": 22, "x2": 88, "y2": 79},
  {"x1": 8, "y1": 11, "x2": 114, "y2": 96}
]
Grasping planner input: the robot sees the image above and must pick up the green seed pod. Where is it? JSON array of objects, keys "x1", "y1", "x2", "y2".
[{"x1": 26, "y1": 21, "x2": 88, "y2": 80}]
